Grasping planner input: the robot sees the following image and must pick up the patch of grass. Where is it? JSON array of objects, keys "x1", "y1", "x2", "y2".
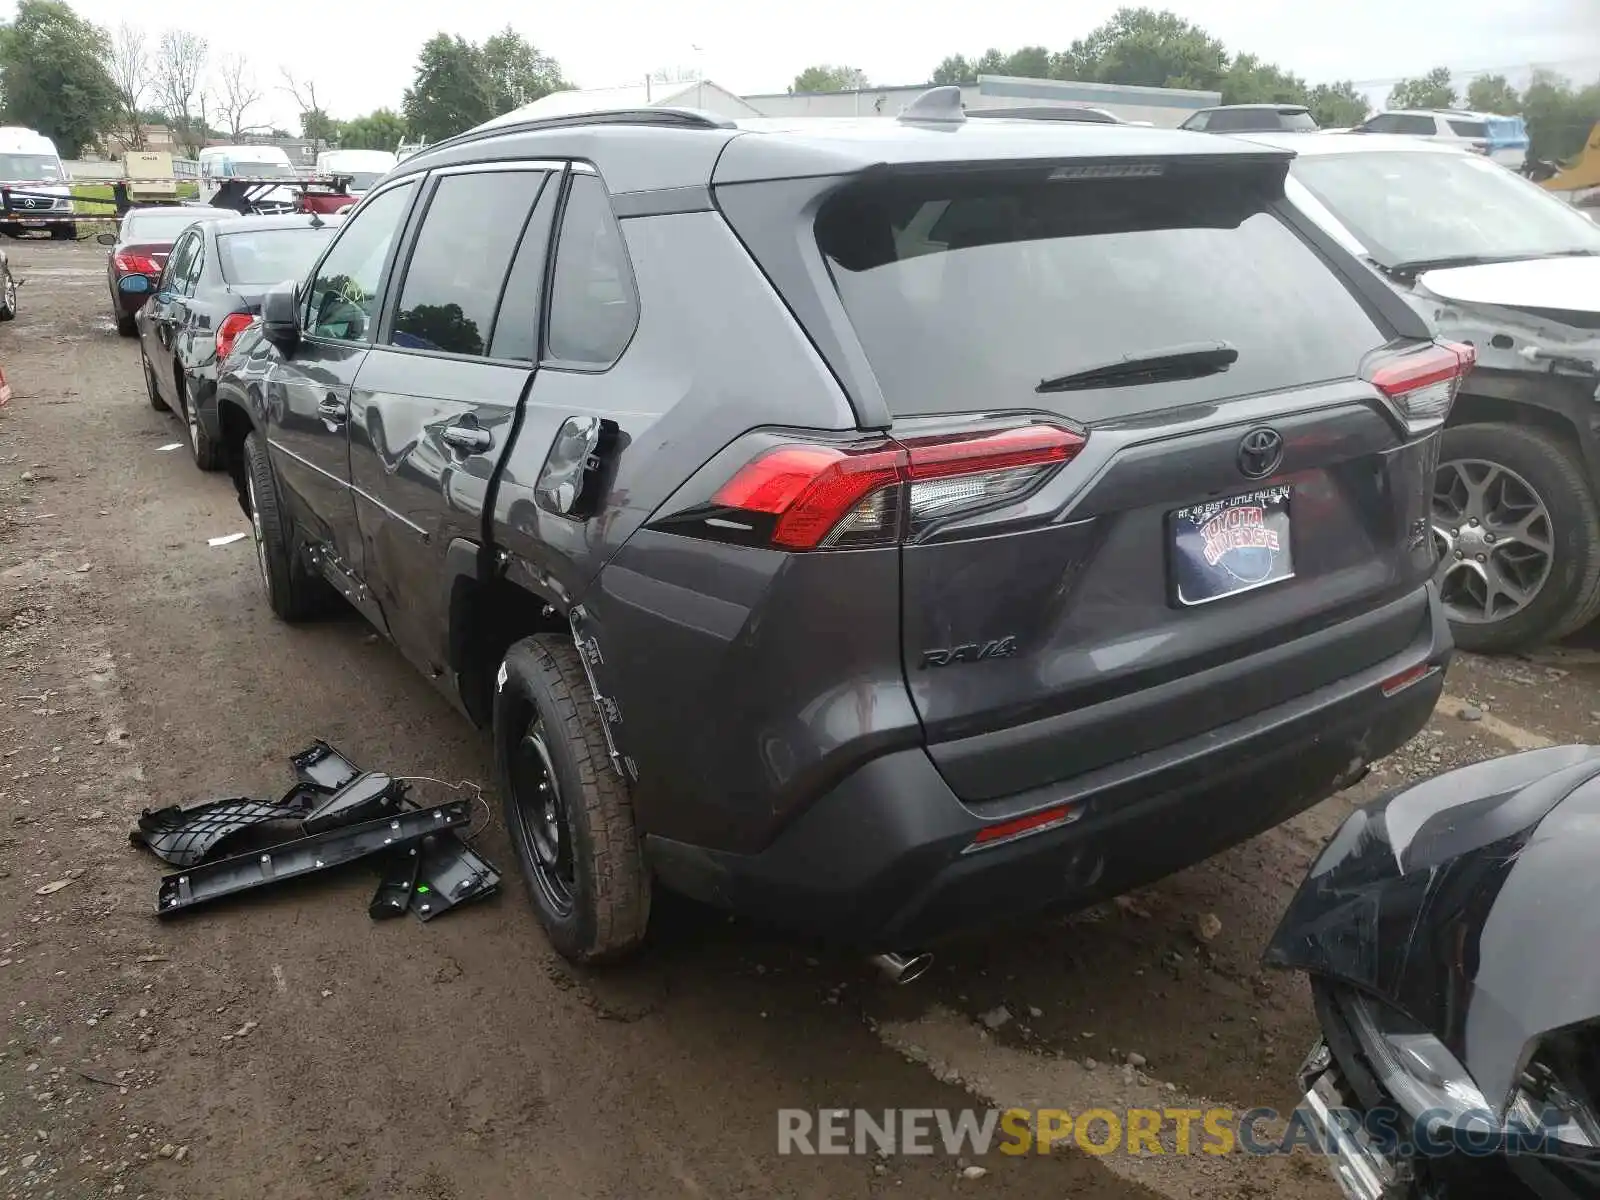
[{"x1": 69, "y1": 181, "x2": 199, "y2": 214}]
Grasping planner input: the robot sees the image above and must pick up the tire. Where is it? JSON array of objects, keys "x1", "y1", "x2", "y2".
[
  {"x1": 181, "y1": 374, "x2": 222, "y2": 471},
  {"x1": 1434, "y1": 422, "x2": 1600, "y2": 652},
  {"x1": 0, "y1": 268, "x2": 15, "y2": 321},
  {"x1": 140, "y1": 348, "x2": 168, "y2": 412},
  {"x1": 242, "y1": 431, "x2": 330, "y2": 621},
  {"x1": 49, "y1": 223, "x2": 76, "y2": 242},
  {"x1": 496, "y1": 634, "x2": 650, "y2": 963},
  {"x1": 115, "y1": 312, "x2": 137, "y2": 336}
]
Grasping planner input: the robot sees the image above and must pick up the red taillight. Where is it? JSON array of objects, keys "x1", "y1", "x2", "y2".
[
  {"x1": 112, "y1": 251, "x2": 159, "y2": 275},
  {"x1": 1366, "y1": 341, "x2": 1476, "y2": 434},
  {"x1": 707, "y1": 423, "x2": 1086, "y2": 551},
  {"x1": 215, "y1": 312, "x2": 255, "y2": 361}
]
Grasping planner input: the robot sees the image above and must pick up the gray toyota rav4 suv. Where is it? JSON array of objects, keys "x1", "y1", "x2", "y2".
[{"x1": 213, "y1": 89, "x2": 1460, "y2": 963}]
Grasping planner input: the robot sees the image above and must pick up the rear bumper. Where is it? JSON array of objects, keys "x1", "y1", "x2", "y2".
[{"x1": 646, "y1": 582, "x2": 1450, "y2": 947}]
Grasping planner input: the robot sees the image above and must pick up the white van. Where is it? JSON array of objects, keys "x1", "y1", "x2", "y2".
[
  {"x1": 0, "y1": 126, "x2": 75, "y2": 240},
  {"x1": 197, "y1": 144, "x2": 300, "y2": 209},
  {"x1": 314, "y1": 148, "x2": 397, "y2": 197}
]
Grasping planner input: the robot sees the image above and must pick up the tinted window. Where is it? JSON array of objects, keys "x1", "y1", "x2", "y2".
[
  {"x1": 1362, "y1": 114, "x2": 1428, "y2": 134},
  {"x1": 390, "y1": 170, "x2": 548, "y2": 358},
  {"x1": 817, "y1": 169, "x2": 1388, "y2": 419},
  {"x1": 121, "y1": 209, "x2": 203, "y2": 243},
  {"x1": 1181, "y1": 112, "x2": 1211, "y2": 131},
  {"x1": 1292, "y1": 150, "x2": 1600, "y2": 267},
  {"x1": 487, "y1": 183, "x2": 559, "y2": 362},
  {"x1": 304, "y1": 182, "x2": 415, "y2": 342},
  {"x1": 545, "y1": 174, "x2": 639, "y2": 367},
  {"x1": 1447, "y1": 119, "x2": 1489, "y2": 139},
  {"x1": 179, "y1": 238, "x2": 204, "y2": 294},
  {"x1": 1207, "y1": 109, "x2": 1282, "y2": 131},
  {"x1": 0, "y1": 153, "x2": 62, "y2": 181},
  {"x1": 160, "y1": 232, "x2": 198, "y2": 290},
  {"x1": 218, "y1": 227, "x2": 337, "y2": 286},
  {"x1": 1279, "y1": 110, "x2": 1318, "y2": 131}
]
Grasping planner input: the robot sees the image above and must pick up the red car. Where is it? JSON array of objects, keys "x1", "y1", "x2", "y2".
[{"x1": 98, "y1": 206, "x2": 213, "y2": 336}]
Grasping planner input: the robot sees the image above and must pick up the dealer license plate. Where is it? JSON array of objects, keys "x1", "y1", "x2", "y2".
[{"x1": 1170, "y1": 484, "x2": 1294, "y2": 606}]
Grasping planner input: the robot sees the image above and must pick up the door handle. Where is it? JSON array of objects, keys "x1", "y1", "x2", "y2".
[
  {"x1": 441, "y1": 422, "x2": 492, "y2": 453},
  {"x1": 317, "y1": 395, "x2": 347, "y2": 421}
]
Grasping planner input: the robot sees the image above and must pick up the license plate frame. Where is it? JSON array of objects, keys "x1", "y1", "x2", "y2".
[{"x1": 1169, "y1": 484, "x2": 1295, "y2": 607}]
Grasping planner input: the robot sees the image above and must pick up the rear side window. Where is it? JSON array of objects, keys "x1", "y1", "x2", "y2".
[
  {"x1": 389, "y1": 170, "x2": 548, "y2": 358},
  {"x1": 217, "y1": 228, "x2": 336, "y2": 286},
  {"x1": 545, "y1": 173, "x2": 638, "y2": 367},
  {"x1": 1180, "y1": 112, "x2": 1211, "y2": 131},
  {"x1": 817, "y1": 168, "x2": 1387, "y2": 418},
  {"x1": 1207, "y1": 109, "x2": 1292, "y2": 132},
  {"x1": 1363, "y1": 114, "x2": 1435, "y2": 135},
  {"x1": 1279, "y1": 110, "x2": 1318, "y2": 131},
  {"x1": 1447, "y1": 119, "x2": 1489, "y2": 139}
]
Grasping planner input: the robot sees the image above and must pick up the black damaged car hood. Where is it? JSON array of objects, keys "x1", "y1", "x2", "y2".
[{"x1": 1266, "y1": 745, "x2": 1600, "y2": 1115}]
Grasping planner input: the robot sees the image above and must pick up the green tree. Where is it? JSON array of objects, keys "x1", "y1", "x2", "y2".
[
  {"x1": 790, "y1": 64, "x2": 868, "y2": 93},
  {"x1": 1465, "y1": 74, "x2": 1520, "y2": 115},
  {"x1": 403, "y1": 33, "x2": 494, "y2": 141},
  {"x1": 1222, "y1": 53, "x2": 1308, "y2": 105},
  {"x1": 1070, "y1": 8, "x2": 1229, "y2": 91},
  {"x1": 0, "y1": 0, "x2": 118, "y2": 156},
  {"x1": 1307, "y1": 81, "x2": 1370, "y2": 128},
  {"x1": 998, "y1": 46, "x2": 1052, "y2": 79},
  {"x1": 930, "y1": 55, "x2": 975, "y2": 86},
  {"x1": 481, "y1": 27, "x2": 565, "y2": 115},
  {"x1": 340, "y1": 108, "x2": 407, "y2": 151},
  {"x1": 1521, "y1": 70, "x2": 1600, "y2": 165},
  {"x1": 1387, "y1": 66, "x2": 1456, "y2": 111},
  {"x1": 301, "y1": 108, "x2": 340, "y2": 143}
]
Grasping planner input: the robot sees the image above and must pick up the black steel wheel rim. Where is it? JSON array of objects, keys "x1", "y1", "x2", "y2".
[{"x1": 509, "y1": 715, "x2": 576, "y2": 916}]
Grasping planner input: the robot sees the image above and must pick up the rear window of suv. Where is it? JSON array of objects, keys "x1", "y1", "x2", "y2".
[{"x1": 817, "y1": 167, "x2": 1387, "y2": 419}]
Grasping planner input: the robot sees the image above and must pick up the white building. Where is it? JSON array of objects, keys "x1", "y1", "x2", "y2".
[
  {"x1": 478, "y1": 79, "x2": 763, "y2": 130},
  {"x1": 742, "y1": 74, "x2": 1221, "y2": 129}
]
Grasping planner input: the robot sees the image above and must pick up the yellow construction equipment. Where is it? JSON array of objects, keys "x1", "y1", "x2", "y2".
[{"x1": 1541, "y1": 122, "x2": 1600, "y2": 194}]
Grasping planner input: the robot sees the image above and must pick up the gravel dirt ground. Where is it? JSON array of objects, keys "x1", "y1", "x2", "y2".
[{"x1": 4, "y1": 236, "x2": 1599, "y2": 1200}]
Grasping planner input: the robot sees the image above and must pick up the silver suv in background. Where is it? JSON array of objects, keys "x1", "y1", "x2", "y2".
[{"x1": 1351, "y1": 109, "x2": 1530, "y2": 170}]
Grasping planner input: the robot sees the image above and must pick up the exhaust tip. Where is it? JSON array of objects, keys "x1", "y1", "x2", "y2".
[{"x1": 870, "y1": 951, "x2": 934, "y2": 986}]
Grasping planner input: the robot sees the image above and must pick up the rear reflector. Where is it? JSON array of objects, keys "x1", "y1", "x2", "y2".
[
  {"x1": 706, "y1": 423, "x2": 1086, "y2": 551},
  {"x1": 215, "y1": 312, "x2": 256, "y2": 362},
  {"x1": 965, "y1": 803, "x2": 1080, "y2": 852},
  {"x1": 1368, "y1": 341, "x2": 1476, "y2": 434},
  {"x1": 1380, "y1": 663, "x2": 1440, "y2": 697}
]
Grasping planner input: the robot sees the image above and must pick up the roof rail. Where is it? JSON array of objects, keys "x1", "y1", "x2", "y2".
[
  {"x1": 410, "y1": 107, "x2": 738, "y2": 160},
  {"x1": 897, "y1": 86, "x2": 966, "y2": 125}
]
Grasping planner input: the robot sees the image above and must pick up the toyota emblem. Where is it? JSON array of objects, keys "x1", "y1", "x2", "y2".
[{"x1": 1237, "y1": 428, "x2": 1284, "y2": 479}]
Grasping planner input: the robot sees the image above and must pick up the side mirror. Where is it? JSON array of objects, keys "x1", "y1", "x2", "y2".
[
  {"x1": 260, "y1": 279, "x2": 300, "y2": 351},
  {"x1": 96, "y1": 230, "x2": 116, "y2": 246}
]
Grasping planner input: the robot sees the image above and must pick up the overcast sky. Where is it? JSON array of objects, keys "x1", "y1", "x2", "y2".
[{"x1": 13, "y1": 0, "x2": 1600, "y2": 131}]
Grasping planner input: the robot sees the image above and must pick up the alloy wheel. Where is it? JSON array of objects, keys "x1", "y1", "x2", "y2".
[
  {"x1": 508, "y1": 715, "x2": 576, "y2": 916},
  {"x1": 1432, "y1": 457, "x2": 1554, "y2": 625}
]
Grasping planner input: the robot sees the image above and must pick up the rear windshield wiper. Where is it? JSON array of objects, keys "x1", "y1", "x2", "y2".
[{"x1": 1036, "y1": 342, "x2": 1238, "y2": 394}]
